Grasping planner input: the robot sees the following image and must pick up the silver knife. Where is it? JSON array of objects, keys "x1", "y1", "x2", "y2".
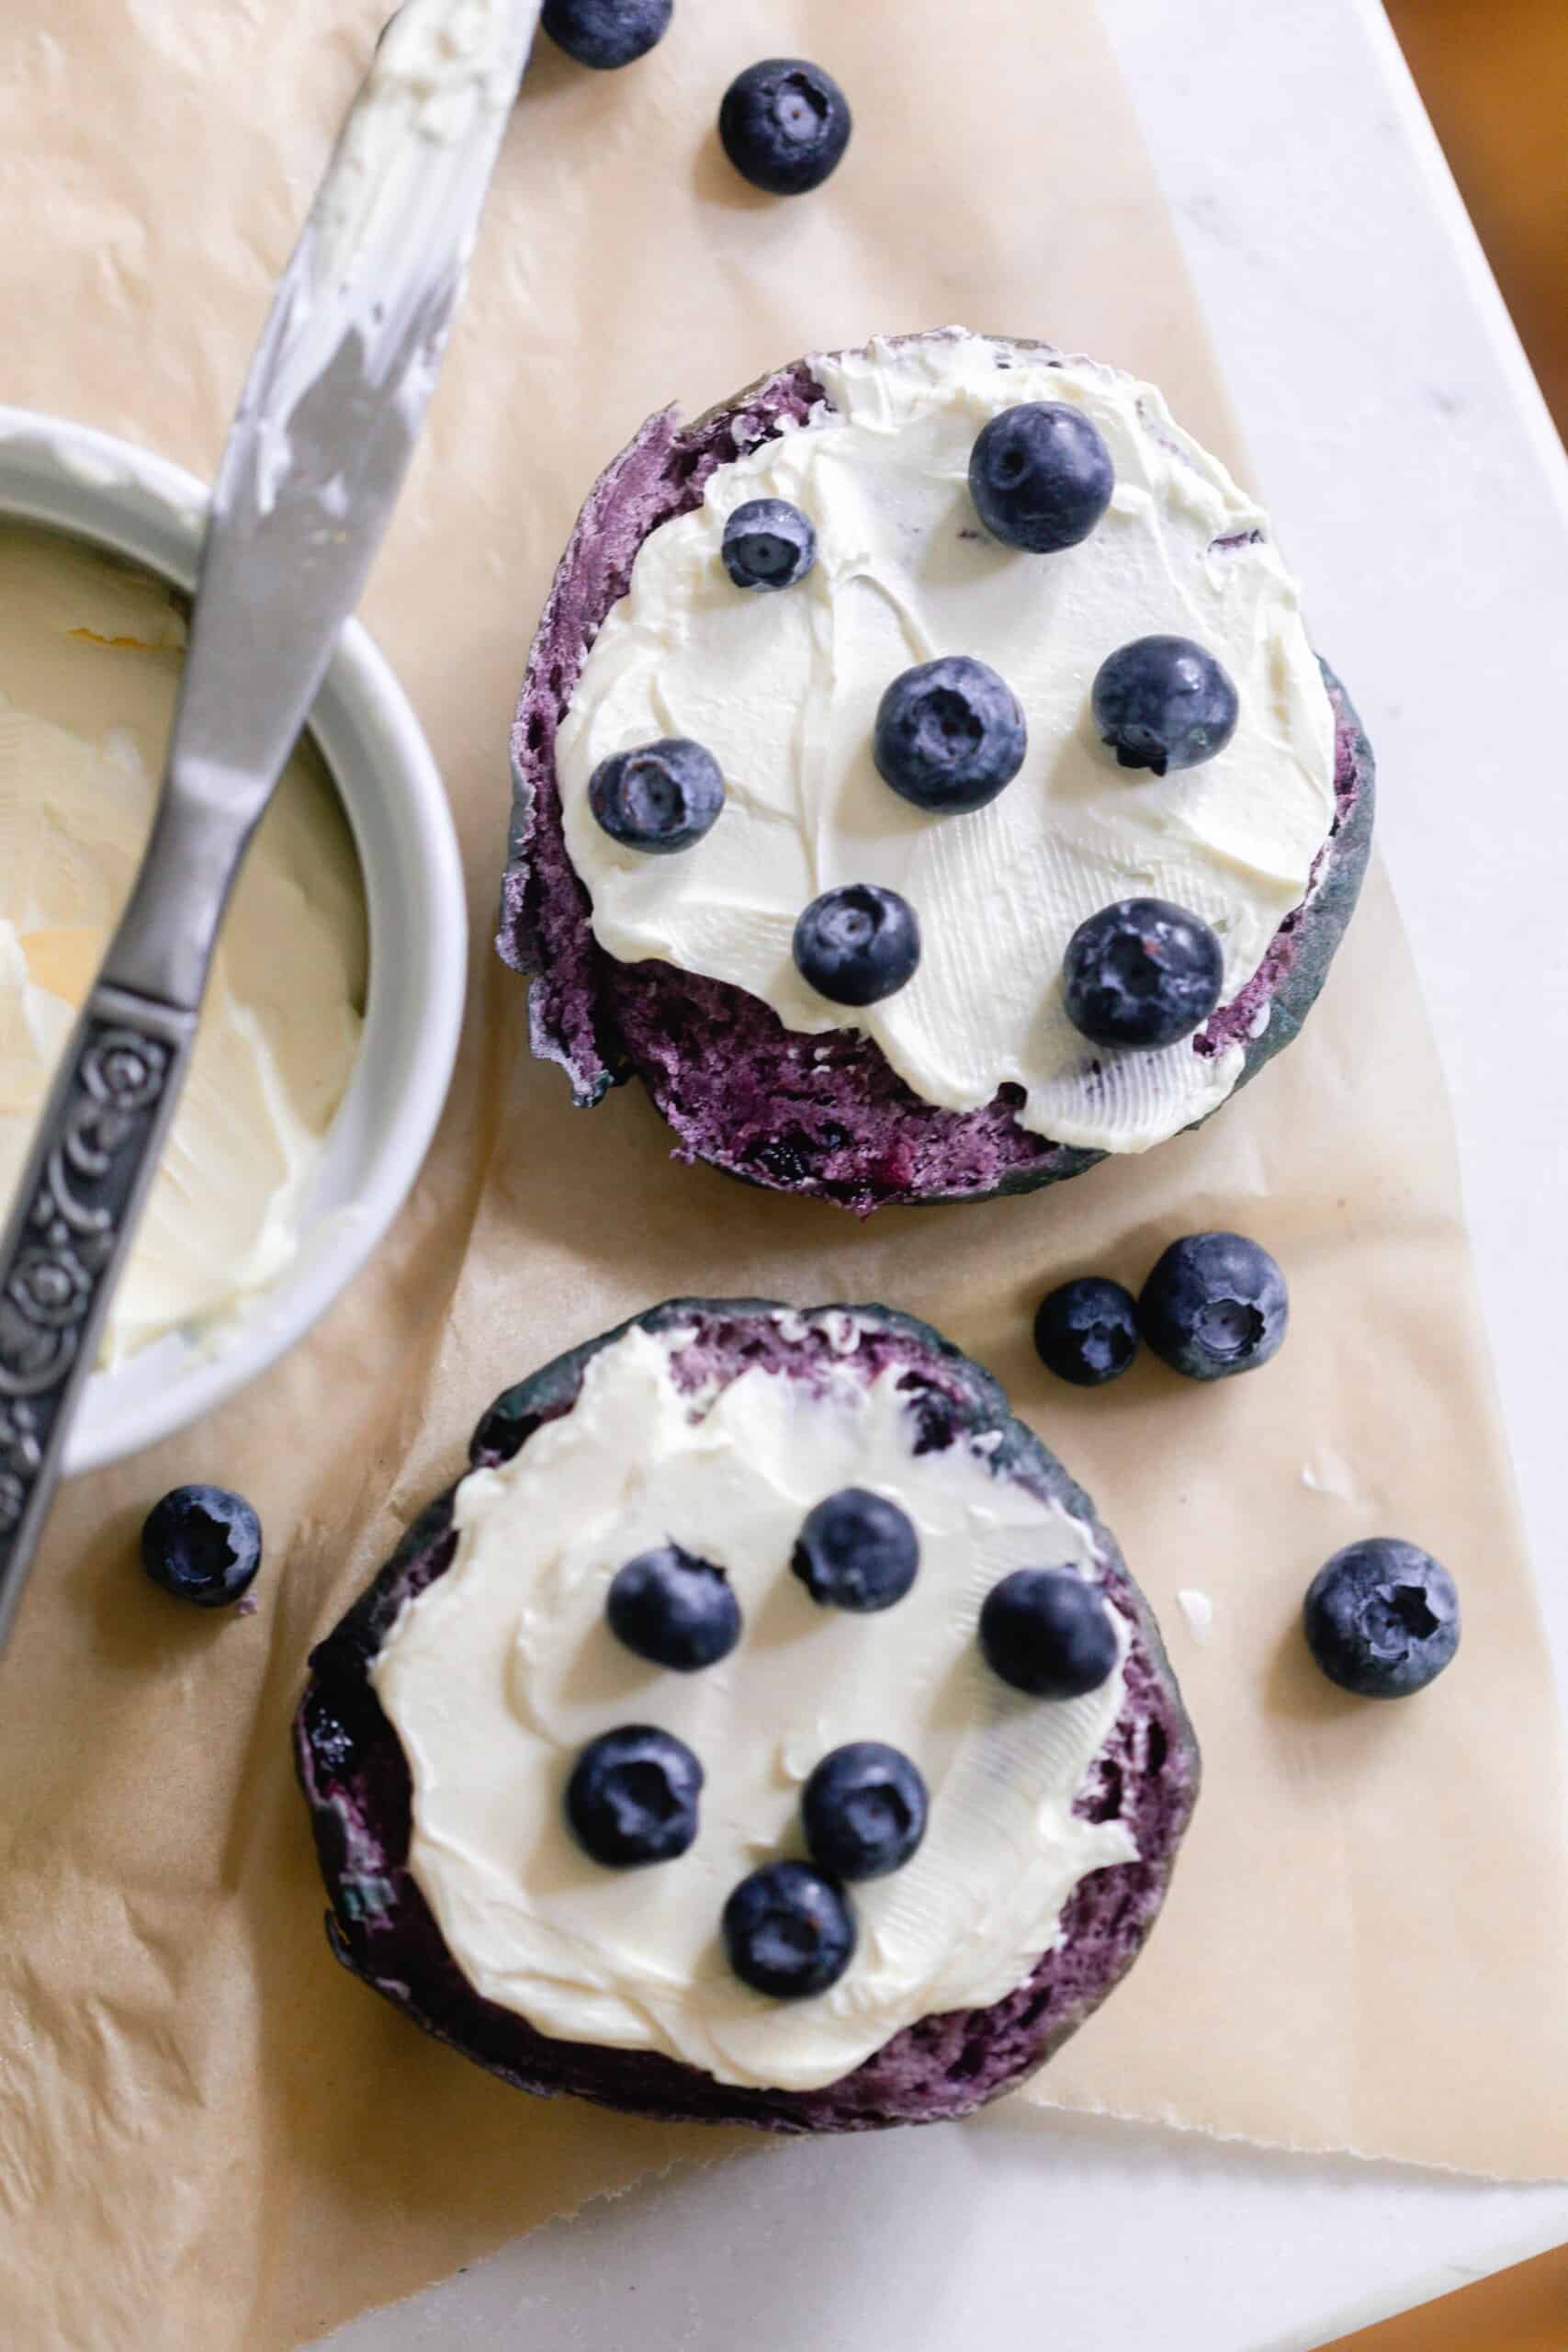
[{"x1": 0, "y1": 0, "x2": 541, "y2": 1652}]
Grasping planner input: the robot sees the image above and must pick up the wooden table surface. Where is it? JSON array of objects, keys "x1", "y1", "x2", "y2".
[
  {"x1": 1335, "y1": 2242, "x2": 1568, "y2": 2347},
  {"x1": 1382, "y1": 0, "x2": 1568, "y2": 435}
]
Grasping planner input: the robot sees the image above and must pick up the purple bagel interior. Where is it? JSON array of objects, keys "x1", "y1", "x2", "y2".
[
  {"x1": 295, "y1": 1298, "x2": 1199, "y2": 2134},
  {"x1": 498, "y1": 339, "x2": 1375, "y2": 1215}
]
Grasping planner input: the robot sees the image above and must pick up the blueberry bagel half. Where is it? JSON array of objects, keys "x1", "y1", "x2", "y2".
[
  {"x1": 295, "y1": 1298, "x2": 1198, "y2": 2132},
  {"x1": 500, "y1": 329, "x2": 1373, "y2": 1214}
]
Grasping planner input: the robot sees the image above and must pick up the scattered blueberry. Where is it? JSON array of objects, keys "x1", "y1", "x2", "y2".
[
  {"x1": 1033, "y1": 1276, "x2": 1140, "y2": 1387},
  {"x1": 1063, "y1": 896, "x2": 1224, "y2": 1050},
  {"x1": 564, "y1": 1725, "x2": 704, "y2": 1866},
  {"x1": 589, "y1": 738, "x2": 724, "y2": 854},
  {"x1": 718, "y1": 58, "x2": 852, "y2": 196},
  {"x1": 802, "y1": 1741, "x2": 929, "y2": 1881},
  {"x1": 722, "y1": 1860, "x2": 856, "y2": 1996},
  {"x1": 722, "y1": 498, "x2": 817, "y2": 591},
  {"x1": 540, "y1": 0, "x2": 671, "y2": 69},
  {"x1": 1091, "y1": 635, "x2": 1239, "y2": 775},
  {"x1": 140, "y1": 1485, "x2": 262, "y2": 1609},
  {"x1": 793, "y1": 884, "x2": 920, "y2": 1006},
  {"x1": 1137, "y1": 1230, "x2": 1288, "y2": 1381},
  {"x1": 873, "y1": 656, "x2": 1027, "y2": 815},
  {"x1": 978, "y1": 1567, "x2": 1118, "y2": 1699},
  {"x1": 968, "y1": 402, "x2": 1115, "y2": 553},
  {"x1": 792, "y1": 1488, "x2": 920, "y2": 1612},
  {"x1": 1303, "y1": 1539, "x2": 1461, "y2": 1699},
  {"x1": 606, "y1": 1543, "x2": 741, "y2": 1672}
]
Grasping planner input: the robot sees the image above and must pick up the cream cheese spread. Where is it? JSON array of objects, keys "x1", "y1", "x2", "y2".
[
  {"x1": 558, "y1": 331, "x2": 1337, "y2": 1154},
  {"x1": 372, "y1": 1317, "x2": 1135, "y2": 2093},
  {"x1": 0, "y1": 526, "x2": 367, "y2": 1363},
  {"x1": 317, "y1": 0, "x2": 530, "y2": 292}
]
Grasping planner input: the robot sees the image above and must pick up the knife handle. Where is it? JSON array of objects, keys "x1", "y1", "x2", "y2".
[{"x1": 0, "y1": 985, "x2": 197, "y2": 1650}]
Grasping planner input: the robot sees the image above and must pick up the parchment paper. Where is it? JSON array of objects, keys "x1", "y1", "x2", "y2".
[{"x1": 3, "y1": 4, "x2": 1567, "y2": 2347}]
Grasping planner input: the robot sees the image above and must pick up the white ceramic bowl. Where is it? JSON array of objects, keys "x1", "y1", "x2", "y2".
[{"x1": 0, "y1": 410, "x2": 468, "y2": 1475}]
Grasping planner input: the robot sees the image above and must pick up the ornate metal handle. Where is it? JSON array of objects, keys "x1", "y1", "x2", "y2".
[{"x1": 0, "y1": 986, "x2": 196, "y2": 1650}]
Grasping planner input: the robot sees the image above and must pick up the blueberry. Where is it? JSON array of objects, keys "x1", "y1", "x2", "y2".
[
  {"x1": 722, "y1": 498, "x2": 817, "y2": 592},
  {"x1": 792, "y1": 1488, "x2": 919, "y2": 1612},
  {"x1": 722, "y1": 1860, "x2": 856, "y2": 1996},
  {"x1": 1137, "y1": 1230, "x2": 1288, "y2": 1380},
  {"x1": 1033, "y1": 1276, "x2": 1140, "y2": 1387},
  {"x1": 1303, "y1": 1539, "x2": 1461, "y2": 1700},
  {"x1": 968, "y1": 402, "x2": 1115, "y2": 554},
  {"x1": 1091, "y1": 635, "x2": 1239, "y2": 775},
  {"x1": 793, "y1": 884, "x2": 919, "y2": 1006},
  {"x1": 589, "y1": 738, "x2": 724, "y2": 854},
  {"x1": 873, "y1": 656, "x2": 1027, "y2": 815},
  {"x1": 606, "y1": 1543, "x2": 741, "y2": 1672},
  {"x1": 718, "y1": 58, "x2": 852, "y2": 197},
  {"x1": 801, "y1": 1741, "x2": 928, "y2": 1881},
  {"x1": 140, "y1": 1485, "x2": 262, "y2": 1609},
  {"x1": 1063, "y1": 897, "x2": 1224, "y2": 1050},
  {"x1": 978, "y1": 1567, "x2": 1118, "y2": 1699},
  {"x1": 564, "y1": 1725, "x2": 703, "y2": 1867},
  {"x1": 540, "y1": 0, "x2": 671, "y2": 70}
]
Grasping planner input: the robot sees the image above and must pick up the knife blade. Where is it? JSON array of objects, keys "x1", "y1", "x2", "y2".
[{"x1": 0, "y1": 0, "x2": 540, "y2": 1651}]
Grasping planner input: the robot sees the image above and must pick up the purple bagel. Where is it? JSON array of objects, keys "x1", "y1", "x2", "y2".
[
  {"x1": 294, "y1": 1298, "x2": 1199, "y2": 2133},
  {"x1": 498, "y1": 335, "x2": 1375, "y2": 1215}
]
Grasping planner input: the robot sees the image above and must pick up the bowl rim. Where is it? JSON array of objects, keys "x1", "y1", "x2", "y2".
[{"x1": 0, "y1": 405, "x2": 468, "y2": 1476}]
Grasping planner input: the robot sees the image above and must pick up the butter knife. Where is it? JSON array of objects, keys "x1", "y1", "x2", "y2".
[{"x1": 0, "y1": 0, "x2": 540, "y2": 1651}]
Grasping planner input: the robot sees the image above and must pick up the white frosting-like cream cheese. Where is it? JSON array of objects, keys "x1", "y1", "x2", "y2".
[
  {"x1": 318, "y1": 0, "x2": 531, "y2": 288},
  {"x1": 0, "y1": 526, "x2": 367, "y2": 1363},
  {"x1": 558, "y1": 331, "x2": 1337, "y2": 1154},
  {"x1": 372, "y1": 1317, "x2": 1135, "y2": 2093}
]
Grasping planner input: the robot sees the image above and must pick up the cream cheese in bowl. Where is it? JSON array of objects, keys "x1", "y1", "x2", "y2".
[
  {"x1": 0, "y1": 524, "x2": 368, "y2": 1363},
  {"x1": 0, "y1": 411, "x2": 467, "y2": 1474}
]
